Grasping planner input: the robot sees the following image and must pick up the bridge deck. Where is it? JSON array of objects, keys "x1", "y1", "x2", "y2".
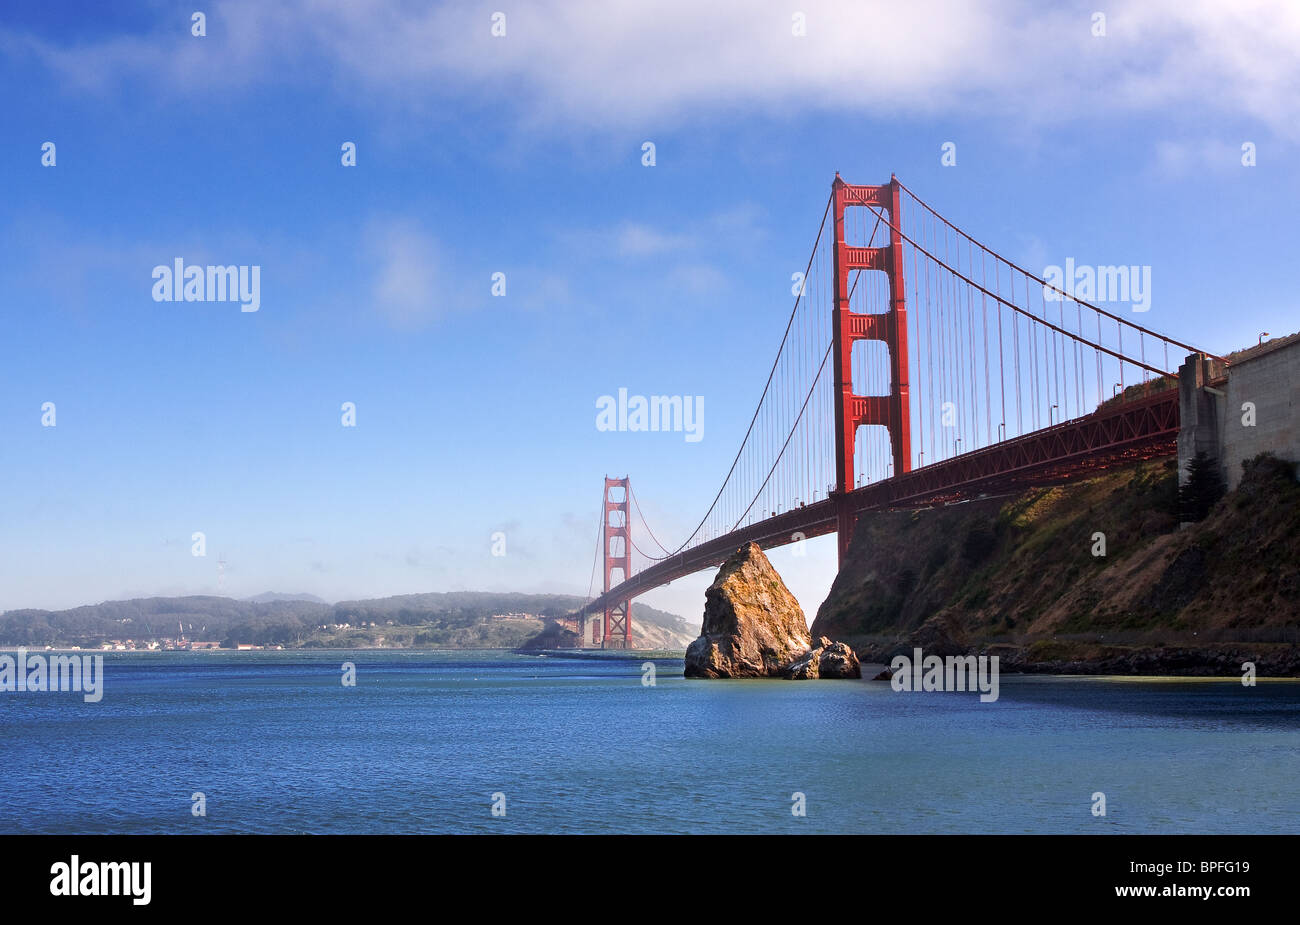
[{"x1": 581, "y1": 387, "x2": 1178, "y2": 616}]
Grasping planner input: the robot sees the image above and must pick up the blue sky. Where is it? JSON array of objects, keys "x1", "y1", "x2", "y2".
[{"x1": 1, "y1": 0, "x2": 1297, "y2": 617}]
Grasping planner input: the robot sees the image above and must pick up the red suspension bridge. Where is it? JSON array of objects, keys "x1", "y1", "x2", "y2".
[{"x1": 577, "y1": 174, "x2": 1215, "y2": 648}]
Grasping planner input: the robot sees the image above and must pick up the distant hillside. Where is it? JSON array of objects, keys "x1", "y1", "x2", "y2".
[
  {"x1": 0, "y1": 590, "x2": 693, "y2": 651},
  {"x1": 0, "y1": 595, "x2": 327, "y2": 647},
  {"x1": 244, "y1": 592, "x2": 330, "y2": 605}
]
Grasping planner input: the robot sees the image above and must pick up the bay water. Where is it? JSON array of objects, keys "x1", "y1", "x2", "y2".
[{"x1": 2, "y1": 650, "x2": 1296, "y2": 834}]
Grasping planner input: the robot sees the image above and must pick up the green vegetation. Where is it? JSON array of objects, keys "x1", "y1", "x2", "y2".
[
  {"x1": 1179, "y1": 450, "x2": 1226, "y2": 522},
  {"x1": 812, "y1": 452, "x2": 1300, "y2": 658}
]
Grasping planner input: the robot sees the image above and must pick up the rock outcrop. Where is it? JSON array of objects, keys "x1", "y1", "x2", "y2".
[
  {"x1": 812, "y1": 453, "x2": 1300, "y2": 677},
  {"x1": 684, "y1": 543, "x2": 811, "y2": 678},
  {"x1": 782, "y1": 636, "x2": 862, "y2": 679}
]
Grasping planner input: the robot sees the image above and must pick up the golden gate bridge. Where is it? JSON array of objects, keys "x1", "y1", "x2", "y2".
[{"x1": 577, "y1": 174, "x2": 1215, "y2": 648}]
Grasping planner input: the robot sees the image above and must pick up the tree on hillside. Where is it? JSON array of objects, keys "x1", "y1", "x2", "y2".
[{"x1": 1179, "y1": 451, "x2": 1225, "y2": 522}]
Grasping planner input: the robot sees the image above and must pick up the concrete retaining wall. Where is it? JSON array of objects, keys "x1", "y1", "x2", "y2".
[
  {"x1": 1178, "y1": 334, "x2": 1300, "y2": 491},
  {"x1": 1218, "y1": 337, "x2": 1300, "y2": 489}
]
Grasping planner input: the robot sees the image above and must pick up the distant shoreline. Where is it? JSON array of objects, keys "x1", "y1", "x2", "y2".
[
  {"x1": 8, "y1": 646, "x2": 1299, "y2": 680},
  {"x1": 2, "y1": 646, "x2": 687, "y2": 657}
]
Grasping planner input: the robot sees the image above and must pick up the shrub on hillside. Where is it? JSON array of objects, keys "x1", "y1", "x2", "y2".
[{"x1": 1179, "y1": 451, "x2": 1225, "y2": 521}]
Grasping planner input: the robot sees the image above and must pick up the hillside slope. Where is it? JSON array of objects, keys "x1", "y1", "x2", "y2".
[
  {"x1": 0, "y1": 591, "x2": 694, "y2": 651},
  {"x1": 811, "y1": 454, "x2": 1300, "y2": 675}
]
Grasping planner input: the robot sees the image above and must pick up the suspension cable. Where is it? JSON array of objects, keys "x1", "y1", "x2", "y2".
[
  {"x1": 594, "y1": 176, "x2": 1218, "y2": 603},
  {"x1": 628, "y1": 482, "x2": 672, "y2": 555},
  {"x1": 631, "y1": 208, "x2": 880, "y2": 560},
  {"x1": 859, "y1": 201, "x2": 1193, "y2": 375},
  {"x1": 585, "y1": 492, "x2": 603, "y2": 601},
  {"x1": 626, "y1": 193, "x2": 834, "y2": 559},
  {"x1": 731, "y1": 340, "x2": 834, "y2": 530},
  {"x1": 893, "y1": 179, "x2": 1216, "y2": 359}
]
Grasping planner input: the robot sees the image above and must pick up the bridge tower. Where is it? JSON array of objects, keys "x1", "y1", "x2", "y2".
[
  {"x1": 600, "y1": 476, "x2": 633, "y2": 649},
  {"x1": 831, "y1": 173, "x2": 912, "y2": 565}
]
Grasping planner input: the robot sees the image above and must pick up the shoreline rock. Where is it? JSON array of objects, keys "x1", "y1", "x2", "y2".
[
  {"x1": 850, "y1": 640, "x2": 1300, "y2": 677},
  {"x1": 684, "y1": 543, "x2": 811, "y2": 678},
  {"x1": 684, "y1": 543, "x2": 864, "y2": 679},
  {"x1": 783, "y1": 636, "x2": 861, "y2": 680}
]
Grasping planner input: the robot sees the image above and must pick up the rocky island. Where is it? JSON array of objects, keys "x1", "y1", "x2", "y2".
[{"x1": 684, "y1": 542, "x2": 860, "y2": 679}]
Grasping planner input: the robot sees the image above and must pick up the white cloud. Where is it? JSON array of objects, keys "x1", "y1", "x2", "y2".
[
  {"x1": 515, "y1": 272, "x2": 572, "y2": 312},
  {"x1": 668, "y1": 263, "x2": 728, "y2": 295},
  {"x1": 1153, "y1": 138, "x2": 1247, "y2": 176},
  {"x1": 365, "y1": 217, "x2": 445, "y2": 329},
  {"x1": 616, "y1": 223, "x2": 694, "y2": 257},
  {"x1": 562, "y1": 202, "x2": 766, "y2": 266},
  {"x1": 7, "y1": 0, "x2": 1300, "y2": 140}
]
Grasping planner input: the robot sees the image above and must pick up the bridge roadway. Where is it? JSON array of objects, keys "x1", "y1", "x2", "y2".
[{"x1": 581, "y1": 386, "x2": 1180, "y2": 617}]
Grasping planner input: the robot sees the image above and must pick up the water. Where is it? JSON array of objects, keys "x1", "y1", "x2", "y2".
[{"x1": 2, "y1": 651, "x2": 1297, "y2": 834}]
